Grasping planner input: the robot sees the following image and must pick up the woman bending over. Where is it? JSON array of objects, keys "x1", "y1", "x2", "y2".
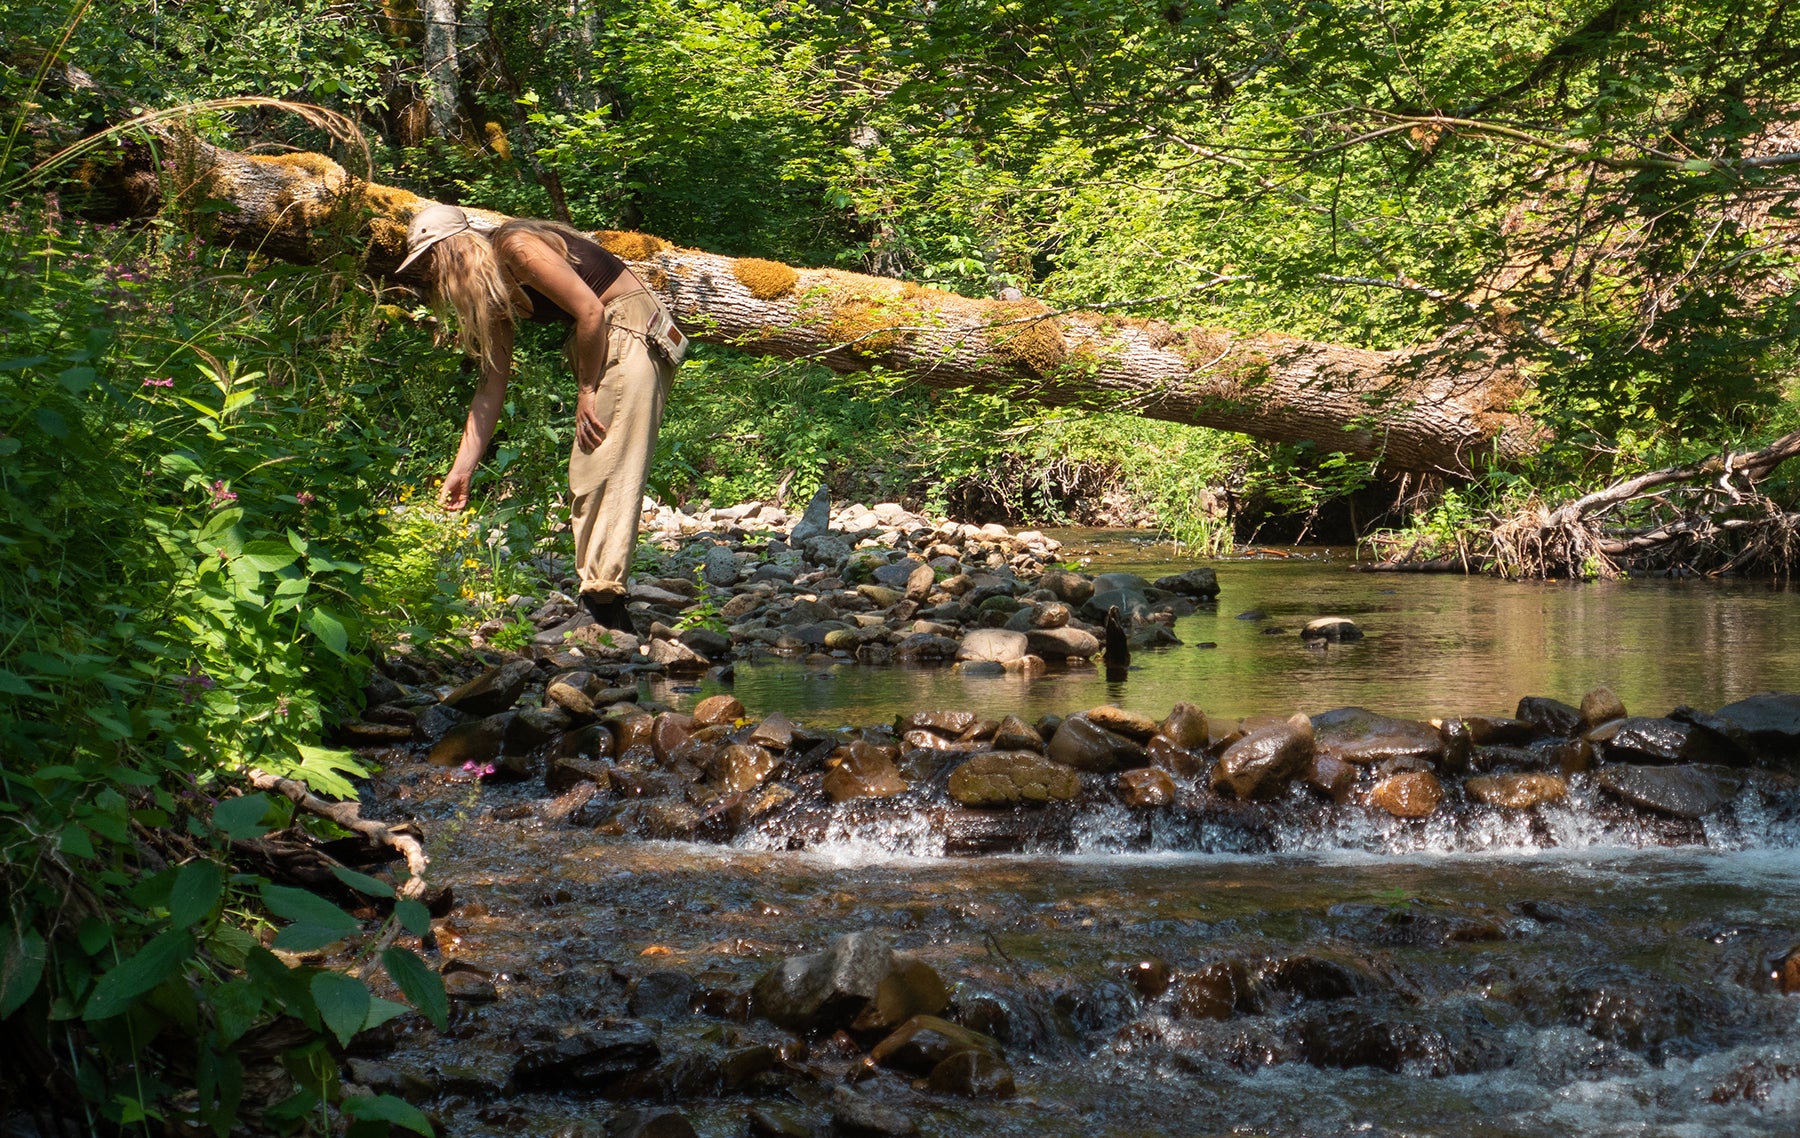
[{"x1": 398, "y1": 204, "x2": 679, "y2": 635}]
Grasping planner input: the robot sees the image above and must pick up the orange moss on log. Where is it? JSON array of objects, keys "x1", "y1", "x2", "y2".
[
  {"x1": 595, "y1": 230, "x2": 672, "y2": 260},
  {"x1": 732, "y1": 257, "x2": 800, "y2": 299},
  {"x1": 984, "y1": 299, "x2": 1067, "y2": 377}
]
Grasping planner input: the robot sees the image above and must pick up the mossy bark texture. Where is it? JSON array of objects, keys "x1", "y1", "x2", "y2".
[{"x1": 144, "y1": 142, "x2": 1539, "y2": 473}]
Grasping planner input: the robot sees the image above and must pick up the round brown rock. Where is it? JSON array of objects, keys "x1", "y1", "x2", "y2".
[
  {"x1": 1211, "y1": 713, "x2": 1315, "y2": 800},
  {"x1": 1118, "y1": 767, "x2": 1176, "y2": 807},
  {"x1": 1087, "y1": 704, "x2": 1160, "y2": 740},
  {"x1": 1161, "y1": 701, "x2": 1209, "y2": 750},
  {"x1": 691, "y1": 693, "x2": 745, "y2": 726},
  {"x1": 1368, "y1": 771, "x2": 1443, "y2": 818}
]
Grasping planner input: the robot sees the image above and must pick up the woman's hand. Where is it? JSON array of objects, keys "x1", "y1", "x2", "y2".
[
  {"x1": 439, "y1": 466, "x2": 473, "y2": 511},
  {"x1": 576, "y1": 388, "x2": 608, "y2": 453}
]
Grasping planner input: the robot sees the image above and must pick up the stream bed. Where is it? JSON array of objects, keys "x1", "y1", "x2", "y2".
[{"x1": 367, "y1": 539, "x2": 1800, "y2": 1137}]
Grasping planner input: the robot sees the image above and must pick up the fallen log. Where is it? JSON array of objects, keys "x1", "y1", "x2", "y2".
[{"x1": 61, "y1": 124, "x2": 1540, "y2": 474}]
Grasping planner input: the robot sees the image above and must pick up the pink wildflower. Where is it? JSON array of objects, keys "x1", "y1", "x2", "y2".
[
  {"x1": 142, "y1": 377, "x2": 174, "y2": 388},
  {"x1": 210, "y1": 480, "x2": 237, "y2": 505},
  {"x1": 295, "y1": 491, "x2": 317, "y2": 506}
]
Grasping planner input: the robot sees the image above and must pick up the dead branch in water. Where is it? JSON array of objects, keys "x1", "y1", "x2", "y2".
[
  {"x1": 247, "y1": 769, "x2": 429, "y2": 897},
  {"x1": 1371, "y1": 429, "x2": 1800, "y2": 579}
]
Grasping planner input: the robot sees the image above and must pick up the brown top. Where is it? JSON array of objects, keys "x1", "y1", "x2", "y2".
[{"x1": 516, "y1": 232, "x2": 629, "y2": 324}]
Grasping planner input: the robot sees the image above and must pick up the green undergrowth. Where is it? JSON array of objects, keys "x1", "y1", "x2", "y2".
[{"x1": 0, "y1": 203, "x2": 461, "y2": 1134}]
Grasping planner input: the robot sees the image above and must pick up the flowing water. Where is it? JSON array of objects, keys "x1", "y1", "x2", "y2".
[{"x1": 381, "y1": 537, "x2": 1800, "y2": 1137}]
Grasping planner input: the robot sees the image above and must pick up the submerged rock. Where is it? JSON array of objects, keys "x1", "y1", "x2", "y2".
[
  {"x1": 511, "y1": 1024, "x2": 661, "y2": 1092},
  {"x1": 1465, "y1": 773, "x2": 1567, "y2": 809},
  {"x1": 1595, "y1": 763, "x2": 1744, "y2": 818},
  {"x1": 1588, "y1": 717, "x2": 1738, "y2": 766},
  {"x1": 751, "y1": 932, "x2": 948, "y2": 1036},
  {"x1": 947, "y1": 752, "x2": 1079, "y2": 806},
  {"x1": 1369, "y1": 771, "x2": 1443, "y2": 818},
  {"x1": 1301, "y1": 617, "x2": 1362, "y2": 643}
]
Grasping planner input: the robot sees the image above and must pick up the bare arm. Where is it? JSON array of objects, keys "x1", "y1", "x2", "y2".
[
  {"x1": 500, "y1": 233, "x2": 610, "y2": 451},
  {"x1": 438, "y1": 318, "x2": 513, "y2": 511}
]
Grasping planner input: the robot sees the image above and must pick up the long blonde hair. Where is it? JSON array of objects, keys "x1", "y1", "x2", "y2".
[{"x1": 431, "y1": 219, "x2": 588, "y2": 375}]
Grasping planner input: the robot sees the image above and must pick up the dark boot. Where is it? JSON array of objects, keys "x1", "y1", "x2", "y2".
[{"x1": 581, "y1": 591, "x2": 635, "y2": 633}]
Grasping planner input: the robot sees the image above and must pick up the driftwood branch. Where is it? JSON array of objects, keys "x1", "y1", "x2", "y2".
[{"x1": 247, "y1": 769, "x2": 428, "y2": 898}]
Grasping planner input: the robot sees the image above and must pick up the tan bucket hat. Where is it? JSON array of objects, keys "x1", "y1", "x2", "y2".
[{"x1": 395, "y1": 204, "x2": 473, "y2": 274}]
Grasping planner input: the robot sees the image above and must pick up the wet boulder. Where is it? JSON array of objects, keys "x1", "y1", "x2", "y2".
[
  {"x1": 1369, "y1": 771, "x2": 1443, "y2": 818},
  {"x1": 1301, "y1": 617, "x2": 1362, "y2": 643},
  {"x1": 1305, "y1": 754, "x2": 1357, "y2": 802},
  {"x1": 711, "y1": 743, "x2": 780, "y2": 793},
  {"x1": 645, "y1": 638, "x2": 710, "y2": 673},
  {"x1": 1311, "y1": 707, "x2": 1444, "y2": 766},
  {"x1": 427, "y1": 714, "x2": 510, "y2": 768},
  {"x1": 1517, "y1": 696, "x2": 1583, "y2": 737},
  {"x1": 609, "y1": 1108, "x2": 697, "y2": 1138},
  {"x1": 1292, "y1": 1008, "x2": 1474, "y2": 1077},
  {"x1": 627, "y1": 971, "x2": 698, "y2": 1019},
  {"x1": 1580, "y1": 686, "x2": 1627, "y2": 729},
  {"x1": 1037, "y1": 568, "x2": 1094, "y2": 606},
  {"x1": 1170, "y1": 960, "x2": 1253, "y2": 1020},
  {"x1": 1085, "y1": 704, "x2": 1160, "y2": 740},
  {"x1": 752, "y1": 932, "x2": 949, "y2": 1036},
  {"x1": 1689, "y1": 692, "x2": 1800, "y2": 768},
  {"x1": 1161, "y1": 702, "x2": 1209, "y2": 750},
  {"x1": 947, "y1": 752, "x2": 1079, "y2": 806},
  {"x1": 822, "y1": 742, "x2": 907, "y2": 802},
  {"x1": 895, "y1": 633, "x2": 961, "y2": 662},
  {"x1": 1025, "y1": 626, "x2": 1101, "y2": 660},
  {"x1": 1047, "y1": 713, "x2": 1147, "y2": 773},
  {"x1": 1152, "y1": 567, "x2": 1220, "y2": 599},
  {"x1": 442, "y1": 658, "x2": 537, "y2": 716},
  {"x1": 1588, "y1": 717, "x2": 1737, "y2": 765},
  {"x1": 691, "y1": 693, "x2": 745, "y2": 727},
  {"x1": 991, "y1": 714, "x2": 1044, "y2": 752},
  {"x1": 746, "y1": 711, "x2": 796, "y2": 751},
  {"x1": 1211, "y1": 714, "x2": 1315, "y2": 800},
  {"x1": 1118, "y1": 767, "x2": 1176, "y2": 808},
  {"x1": 1465, "y1": 716, "x2": 1539, "y2": 746},
  {"x1": 511, "y1": 1023, "x2": 661, "y2": 1092},
  {"x1": 1258, "y1": 954, "x2": 1379, "y2": 1003},
  {"x1": 925, "y1": 1049, "x2": 1016, "y2": 1098},
  {"x1": 1465, "y1": 773, "x2": 1567, "y2": 809},
  {"x1": 829, "y1": 1087, "x2": 916, "y2": 1136},
  {"x1": 1595, "y1": 763, "x2": 1744, "y2": 818},
  {"x1": 955, "y1": 628, "x2": 1029, "y2": 664}
]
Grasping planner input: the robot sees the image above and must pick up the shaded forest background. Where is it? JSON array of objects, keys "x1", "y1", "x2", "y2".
[{"x1": 1, "y1": 0, "x2": 1798, "y2": 1134}]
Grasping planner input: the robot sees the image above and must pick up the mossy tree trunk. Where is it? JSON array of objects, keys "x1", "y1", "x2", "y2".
[{"x1": 145, "y1": 139, "x2": 1540, "y2": 474}]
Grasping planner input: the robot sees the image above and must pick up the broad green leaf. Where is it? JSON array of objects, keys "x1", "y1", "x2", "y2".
[
  {"x1": 393, "y1": 899, "x2": 433, "y2": 938},
  {"x1": 84, "y1": 930, "x2": 195, "y2": 1020},
  {"x1": 309, "y1": 971, "x2": 371, "y2": 1046},
  {"x1": 214, "y1": 792, "x2": 273, "y2": 839},
  {"x1": 169, "y1": 861, "x2": 223, "y2": 927},
  {"x1": 330, "y1": 866, "x2": 395, "y2": 899},
  {"x1": 304, "y1": 607, "x2": 349, "y2": 656},
  {"x1": 58, "y1": 823, "x2": 94, "y2": 859},
  {"x1": 0, "y1": 670, "x2": 36, "y2": 696},
  {"x1": 1, "y1": 926, "x2": 47, "y2": 1017},
  {"x1": 363, "y1": 995, "x2": 411, "y2": 1031},
  {"x1": 381, "y1": 946, "x2": 448, "y2": 1030},
  {"x1": 210, "y1": 978, "x2": 263, "y2": 1044},
  {"x1": 343, "y1": 1093, "x2": 434, "y2": 1136},
  {"x1": 261, "y1": 885, "x2": 359, "y2": 942},
  {"x1": 239, "y1": 540, "x2": 300, "y2": 573}
]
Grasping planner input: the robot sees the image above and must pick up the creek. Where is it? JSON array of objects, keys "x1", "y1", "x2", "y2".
[{"x1": 370, "y1": 536, "x2": 1800, "y2": 1137}]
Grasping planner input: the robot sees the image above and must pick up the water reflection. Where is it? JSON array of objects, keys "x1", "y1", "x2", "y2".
[{"x1": 660, "y1": 538, "x2": 1800, "y2": 724}]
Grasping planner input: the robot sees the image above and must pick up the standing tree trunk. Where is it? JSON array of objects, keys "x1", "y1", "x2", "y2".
[
  {"x1": 423, "y1": 0, "x2": 460, "y2": 138},
  {"x1": 141, "y1": 138, "x2": 1540, "y2": 473}
]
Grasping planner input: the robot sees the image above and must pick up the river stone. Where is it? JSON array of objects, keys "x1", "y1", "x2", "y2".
[
  {"x1": 1466, "y1": 716, "x2": 1538, "y2": 746},
  {"x1": 1152, "y1": 567, "x2": 1221, "y2": 599},
  {"x1": 746, "y1": 711, "x2": 795, "y2": 750},
  {"x1": 1146, "y1": 736, "x2": 1203, "y2": 777},
  {"x1": 803, "y1": 533, "x2": 853, "y2": 568},
  {"x1": 829, "y1": 1087, "x2": 916, "y2": 1137},
  {"x1": 511, "y1": 1024, "x2": 661, "y2": 1091},
  {"x1": 720, "y1": 592, "x2": 761, "y2": 621},
  {"x1": 947, "y1": 752, "x2": 1079, "y2": 806},
  {"x1": 691, "y1": 694, "x2": 745, "y2": 727},
  {"x1": 870, "y1": 1014, "x2": 1004, "y2": 1075},
  {"x1": 1692, "y1": 691, "x2": 1800, "y2": 767},
  {"x1": 1466, "y1": 773, "x2": 1568, "y2": 809},
  {"x1": 1086, "y1": 704, "x2": 1160, "y2": 740},
  {"x1": 627, "y1": 970, "x2": 698, "y2": 1019},
  {"x1": 1212, "y1": 714, "x2": 1315, "y2": 800},
  {"x1": 992, "y1": 714, "x2": 1044, "y2": 752},
  {"x1": 822, "y1": 743, "x2": 907, "y2": 802},
  {"x1": 901, "y1": 561, "x2": 936, "y2": 602},
  {"x1": 1369, "y1": 771, "x2": 1443, "y2": 817},
  {"x1": 902, "y1": 710, "x2": 978, "y2": 736},
  {"x1": 789, "y1": 486, "x2": 831, "y2": 545},
  {"x1": 1517, "y1": 696, "x2": 1583, "y2": 737},
  {"x1": 646, "y1": 638, "x2": 710, "y2": 673},
  {"x1": 547, "y1": 675, "x2": 597, "y2": 717},
  {"x1": 1301, "y1": 617, "x2": 1363, "y2": 643},
  {"x1": 443, "y1": 970, "x2": 498, "y2": 1002},
  {"x1": 1047, "y1": 713, "x2": 1146, "y2": 773},
  {"x1": 926, "y1": 1050, "x2": 1016, "y2": 1098},
  {"x1": 956, "y1": 628, "x2": 1029, "y2": 664},
  {"x1": 547, "y1": 755, "x2": 611, "y2": 793},
  {"x1": 1118, "y1": 767, "x2": 1176, "y2": 807},
  {"x1": 1084, "y1": 588, "x2": 1153, "y2": 623},
  {"x1": 871, "y1": 558, "x2": 924, "y2": 588},
  {"x1": 650, "y1": 713, "x2": 696, "y2": 761},
  {"x1": 1580, "y1": 686, "x2": 1627, "y2": 729},
  {"x1": 782, "y1": 597, "x2": 838, "y2": 626},
  {"x1": 428, "y1": 714, "x2": 510, "y2": 767},
  {"x1": 752, "y1": 932, "x2": 948, "y2": 1035},
  {"x1": 1312, "y1": 707, "x2": 1444, "y2": 765},
  {"x1": 895, "y1": 633, "x2": 961, "y2": 661},
  {"x1": 701, "y1": 544, "x2": 741, "y2": 587},
  {"x1": 1589, "y1": 717, "x2": 1736, "y2": 765},
  {"x1": 1092, "y1": 571, "x2": 1151, "y2": 596},
  {"x1": 1171, "y1": 960, "x2": 1252, "y2": 1020},
  {"x1": 712, "y1": 744, "x2": 779, "y2": 792},
  {"x1": 506, "y1": 706, "x2": 568, "y2": 751},
  {"x1": 678, "y1": 627, "x2": 732, "y2": 658},
  {"x1": 1307, "y1": 754, "x2": 1357, "y2": 802},
  {"x1": 1294, "y1": 1008, "x2": 1470, "y2": 1077},
  {"x1": 857, "y1": 583, "x2": 905, "y2": 607},
  {"x1": 1026, "y1": 626, "x2": 1100, "y2": 660},
  {"x1": 1595, "y1": 763, "x2": 1744, "y2": 818},
  {"x1": 442, "y1": 658, "x2": 536, "y2": 716},
  {"x1": 1037, "y1": 568, "x2": 1094, "y2": 606},
  {"x1": 1031, "y1": 601, "x2": 1072, "y2": 629},
  {"x1": 1161, "y1": 702, "x2": 1209, "y2": 750}
]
